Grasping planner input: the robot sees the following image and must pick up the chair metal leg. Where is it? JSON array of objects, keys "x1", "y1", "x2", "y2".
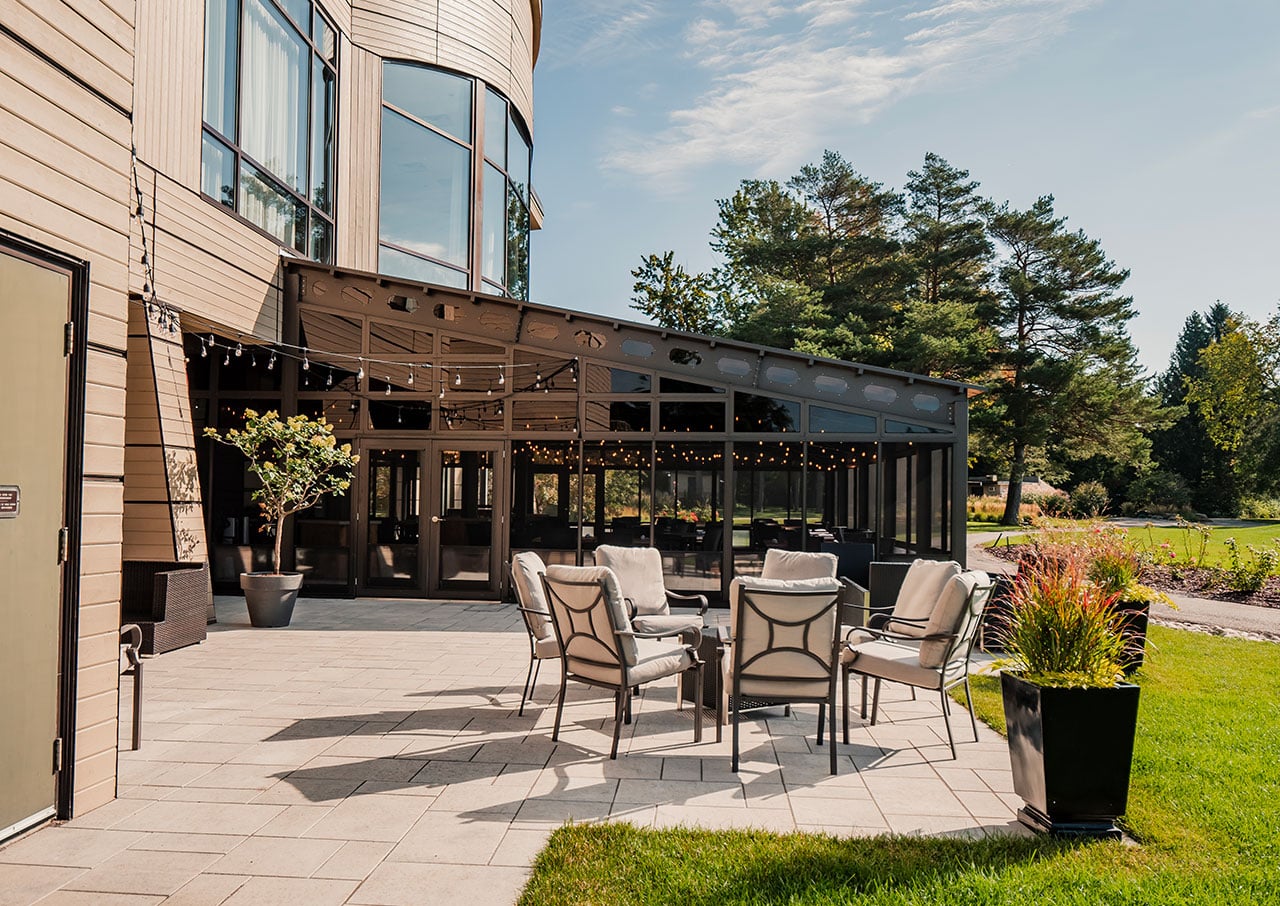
[
  {"x1": 551, "y1": 668, "x2": 568, "y2": 742},
  {"x1": 861, "y1": 675, "x2": 869, "y2": 720},
  {"x1": 816, "y1": 698, "x2": 825, "y2": 746},
  {"x1": 940, "y1": 687, "x2": 957, "y2": 759},
  {"x1": 624, "y1": 688, "x2": 633, "y2": 725},
  {"x1": 731, "y1": 690, "x2": 741, "y2": 772},
  {"x1": 842, "y1": 667, "x2": 851, "y2": 745},
  {"x1": 610, "y1": 688, "x2": 626, "y2": 759},
  {"x1": 828, "y1": 690, "x2": 838, "y2": 775},
  {"x1": 693, "y1": 662, "x2": 703, "y2": 744},
  {"x1": 870, "y1": 678, "x2": 882, "y2": 726},
  {"x1": 518, "y1": 654, "x2": 536, "y2": 717},
  {"x1": 964, "y1": 675, "x2": 979, "y2": 741}
]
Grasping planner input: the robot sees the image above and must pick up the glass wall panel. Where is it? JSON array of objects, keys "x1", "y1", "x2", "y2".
[
  {"x1": 510, "y1": 441, "x2": 579, "y2": 566},
  {"x1": 298, "y1": 398, "x2": 359, "y2": 431},
  {"x1": 655, "y1": 443, "x2": 724, "y2": 593},
  {"x1": 310, "y1": 59, "x2": 335, "y2": 213},
  {"x1": 207, "y1": 399, "x2": 282, "y2": 585},
  {"x1": 238, "y1": 161, "x2": 307, "y2": 251},
  {"x1": 660, "y1": 377, "x2": 724, "y2": 394},
  {"x1": 484, "y1": 87, "x2": 506, "y2": 169},
  {"x1": 294, "y1": 477, "x2": 350, "y2": 587},
  {"x1": 369, "y1": 321, "x2": 432, "y2": 355},
  {"x1": 482, "y1": 163, "x2": 506, "y2": 285},
  {"x1": 202, "y1": 0, "x2": 239, "y2": 139},
  {"x1": 382, "y1": 63, "x2": 473, "y2": 142},
  {"x1": 440, "y1": 399, "x2": 503, "y2": 430},
  {"x1": 368, "y1": 400, "x2": 432, "y2": 430},
  {"x1": 733, "y1": 442, "x2": 804, "y2": 577},
  {"x1": 513, "y1": 353, "x2": 575, "y2": 391},
  {"x1": 379, "y1": 107, "x2": 470, "y2": 271},
  {"x1": 241, "y1": 0, "x2": 309, "y2": 195},
  {"x1": 607, "y1": 368, "x2": 650, "y2": 393},
  {"x1": 805, "y1": 442, "x2": 878, "y2": 583},
  {"x1": 511, "y1": 398, "x2": 576, "y2": 431},
  {"x1": 810, "y1": 406, "x2": 877, "y2": 434},
  {"x1": 735, "y1": 392, "x2": 798, "y2": 432},
  {"x1": 582, "y1": 442, "x2": 651, "y2": 556},
  {"x1": 378, "y1": 246, "x2": 468, "y2": 288},
  {"x1": 659, "y1": 401, "x2": 724, "y2": 433},
  {"x1": 584, "y1": 400, "x2": 649, "y2": 432},
  {"x1": 201, "y1": 133, "x2": 236, "y2": 208},
  {"x1": 506, "y1": 189, "x2": 529, "y2": 300},
  {"x1": 508, "y1": 113, "x2": 529, "y2": 200}
]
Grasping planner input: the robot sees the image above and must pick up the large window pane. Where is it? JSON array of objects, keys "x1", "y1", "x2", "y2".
[
  {"x1": 506, "y1": 193, "x2": 529, "y2": 300},
  {"x1": 482, "y1": 163, "x2": 505, "y2": 284},
  {"x1": 383, "y1": 62, "x2": 473, "y2": 143},
  {"x1": 380, "y1": 108, "x2": 470, "y2": 269},
  {"x1": 484, "y1": 88, "x2": 506, "y2": 169},
  {"x1": 203, "y1": 0, "x2": 239, "y2": 139},
  {"x1": 275, "y1": 0, "x2": 309, "y2": 31},
  {"x1": 238, "y1": 161, "x2": 306, "y2": 251},
  {"x1": 201, "y1": 132, "x2": 236, "y2": 208},
  {"x1": 508, "y1": 112, "x2": 529, "y2": 200},
  {"x1": 310, "y1": 59, "x2": 335, "y2": 213},
  {"x1": 378, "y1": 245, "x2": 468, "y2": 289},
  {"x1": 240, "y1": 0, "x2": 309, "y2": 195}
]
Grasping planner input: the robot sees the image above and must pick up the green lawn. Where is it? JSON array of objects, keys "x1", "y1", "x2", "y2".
[
  {"x1": 518, "y1": 627, "x2": 1280, "y2": 905},
  {"x1": 982, "y1": 520, "x2": 1280, "y2": 573}
]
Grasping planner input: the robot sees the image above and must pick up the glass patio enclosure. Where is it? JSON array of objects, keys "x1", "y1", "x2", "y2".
[{"x1": 187, "y1": 261, "x2": 974, "y2": 601}]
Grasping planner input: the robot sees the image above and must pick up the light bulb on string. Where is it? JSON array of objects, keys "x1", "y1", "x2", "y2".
[
  {"x1": 326, "y1": 367, "x2": 333, "y2": 388},
  {"x1": 223, "y1": 350, "x2": 230, "y2": 366},
  {"x1": 267, "y1": 352, "x2": 276, "y2": 371},
  {"x1": 200, "y1": 338, "x2": 208, "y2": 358},
  {"x1": 407, "y1": 367, "x2": 414, "y2": 386},
  {"x1": 356, "y1": 359, "x2": 364, "y2": 382},
  {"x1": 498, "y1": 367, "x2": 505, "y2": 386},
  {"x1": 385, "y1": 380, "x2": 392, "y2": 396},
  {"x1": 454, "y1": 372, "x2": 461, "y2": 387},
  {"x1": 249, "y1": 350, "x2": 257, "y2": 368},
  {"x1": 234, "y1": 342, "x2": 242, "y2": 357},
  {"x1": 302, "y1": 349, "x2": 310, "y2": 371}
]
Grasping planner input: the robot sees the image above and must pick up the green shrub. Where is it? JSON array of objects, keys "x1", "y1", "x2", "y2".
[
  {"x1": 1238, "y1": 495, "x2": 1280, "y2": 519},
  {"x1": 1069, "y1": 480, "x2": 1110, "y2": 518},
  {"x1": 1125, "y1": 470, "x2": 1192, "y2": 515}
]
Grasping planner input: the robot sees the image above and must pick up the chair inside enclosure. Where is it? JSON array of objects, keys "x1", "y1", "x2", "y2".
[
  {"x1": 593, "y1": 545, "x2": 706, "y2": 640},
  {"x1": 509, "y1": 551, "x2": 559, "y2": 716},
  {"x1": 842, "y1": 570, "x2": 994, "y2": 759},
  {"x1": 540, "y1": 565, "x2": 703, "y2": 759},
  {"x1": 727, "y1": 576, "x2": 843, "y2": 774}
]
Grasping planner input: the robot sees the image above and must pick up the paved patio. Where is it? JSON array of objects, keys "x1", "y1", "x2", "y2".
[{"x1": 1, "y1": 596, "x2": 1027, "y2": 906}]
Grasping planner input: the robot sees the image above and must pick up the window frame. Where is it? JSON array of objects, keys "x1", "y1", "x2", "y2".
[{"x1": 199, "y1": 0, "x2": 339, "y2": 262}]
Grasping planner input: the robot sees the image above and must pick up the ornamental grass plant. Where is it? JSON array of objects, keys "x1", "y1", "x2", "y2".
[{"x1": 998, "y1": 548, "x2": 1128, "y2": 688}]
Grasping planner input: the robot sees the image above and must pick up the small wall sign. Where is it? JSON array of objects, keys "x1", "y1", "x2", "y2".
[{"x1": 0, "y1": 486, "x2": 19, "y2": 517}]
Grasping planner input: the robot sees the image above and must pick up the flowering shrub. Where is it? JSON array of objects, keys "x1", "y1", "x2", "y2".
[
  {"x1": 205, "y1": 409, "x2": 358, "y2": 574},
  {"x1": 1219, "y1": 538, "x2": 1280, "y2": 594}
]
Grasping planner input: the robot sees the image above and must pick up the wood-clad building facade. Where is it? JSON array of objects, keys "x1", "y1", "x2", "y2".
[{"x1": 0, "y1": 0, "x2": 542, "y2": 837}]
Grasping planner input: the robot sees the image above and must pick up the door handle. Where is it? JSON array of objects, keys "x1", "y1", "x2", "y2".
[{"x1": 430, "y1": 516, "x2": 441, "y2": 523}]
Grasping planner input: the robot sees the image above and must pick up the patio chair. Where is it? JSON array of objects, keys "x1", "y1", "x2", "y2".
[
  {"x1": 727, "y1": 576, "x2": 843, "y2": 774},
  {"x1": 509, "y1": 551, "x2": 560, "y2": 716},
  {"x1": 120, "y1": 560, "x2": 211, "y2": 655},
  {"x1": 593, "y1": 545, "x2": 706, "y2": 640},
  {"x1": 841, "y1": 570, "x2": 994, "y2": 759},
  {"x1": 540, "y1": 565, "x2": 703, "y2": 759},
  {"x1": 846, "y1": 559, "x2": 963, "y2": 641}
]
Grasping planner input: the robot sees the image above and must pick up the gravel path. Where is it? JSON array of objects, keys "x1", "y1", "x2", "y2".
[{"x1": 967, "y1": 530, "x2": 1280, "y2": 643}]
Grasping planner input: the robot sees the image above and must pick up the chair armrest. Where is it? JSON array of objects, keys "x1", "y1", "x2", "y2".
[
  {"x1": 622, "y1": 596, "x2": 638, "y2": 620},
  {"x1": 120, "y1": 624, "x2": 142, "y2": 668},
  {"x1": 617, "y1": 627, "x2": 695, "y2": 641},
  {"x1": 845, "y1": 625, "x2": 957, "y2": 647},
  {"x1": 666, "y1": 590, "x2": 709, "y2": 616},
  {"x1": 880, "y1": 615, "x2": 929, "y2": 633}
]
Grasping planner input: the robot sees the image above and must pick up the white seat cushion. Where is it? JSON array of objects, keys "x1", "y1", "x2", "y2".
[
  {"x1": 594, "y1": 545, "x2": 669, "y2": 616},
  {"x1": 729, "y1": 575, "x2": 842, "y2": 636},
  {"x1": 761, "y1": 549, "x2": 838, "y2": 581},
  {"x1": 534, "y1": 635, "x2": 560, "y2": 659},
  {"x1": 569, "y1": 637, "x2": 693, "y2": 687},
  {"x1": 892, "y1": 559, "x2": 962, "y2": 628},
  {"x1": 845, "y1": 639, "x2": 943, "y2": 689},
  {"x1": 544, "y1": 564, "x2": 636, "y2": 665},
  {"x1": 633, "y1": 613, "x2": 702, "y2": 638},
  {"x1": 511, "y1": 551, "x2": 552, "y2": 640}
]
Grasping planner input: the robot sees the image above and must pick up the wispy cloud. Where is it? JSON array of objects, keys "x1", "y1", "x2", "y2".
[
  {"x1": 595, "y1": 0, "x2": 1099, "y2": 184},
  {"x1": 541, "y1": 1, "x2": 671, "y2": 68}
]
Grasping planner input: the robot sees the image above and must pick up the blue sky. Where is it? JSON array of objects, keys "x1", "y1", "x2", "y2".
[{"x1": 528, "y1": 0, "x2": 1280, "y2": 374}]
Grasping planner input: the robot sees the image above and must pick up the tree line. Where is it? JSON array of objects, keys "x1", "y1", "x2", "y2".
[{"x1": 631, "y1": 151, "x2": 1278, "y2": 521}]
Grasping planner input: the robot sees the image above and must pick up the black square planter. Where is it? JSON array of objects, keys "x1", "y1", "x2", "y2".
[{"x1": 1001, "y1": 672, "x2": 1140, "y2": 838}]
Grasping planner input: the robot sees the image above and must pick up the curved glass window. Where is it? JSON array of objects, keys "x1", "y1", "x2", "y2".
[
  {"x1": 200, "y1": 0, "x2": 336, "y2": 260},
  {"x1": 482, "y1": 88, "x2": 531, "y2": 299}
]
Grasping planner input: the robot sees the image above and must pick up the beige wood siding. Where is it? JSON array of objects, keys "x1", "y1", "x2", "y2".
[
  {"x1": 0, "y1": 24, "x2": 132, "y2": 818},
  {"x1": 132, "y1": 0, "x2": 204, "y2": 191},
  {"x1": 337, "y1": 43, "x2": 381, "y2": 271}
]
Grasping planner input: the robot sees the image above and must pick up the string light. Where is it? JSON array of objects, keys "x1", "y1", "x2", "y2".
[
  {"x1": 356, "y1": 359, "x2": 365, "y2": 382},
  {"x1": 302, "y1": 349, "x2": 310, "y2": 371},
  {"x1": 234, "y1": 342, "x2": 243, "y2": 357}
]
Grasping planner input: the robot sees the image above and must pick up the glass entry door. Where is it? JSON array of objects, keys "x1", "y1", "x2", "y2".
[
  {"x1": 364, "y1": 448, "x2": 423, "y2": 590},
  {"x1": 428, "y1": 445, "x2": 502, "y2": 596}
]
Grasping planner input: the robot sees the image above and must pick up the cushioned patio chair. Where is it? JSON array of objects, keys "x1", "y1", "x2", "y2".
[
  {"x1": 541, "y1": 564, "x2": 704, "y2": 759},
  {"x1": 120, "y1": 560, "x2": 211, "y2": 655},
  {"x1": 593, "y1": 545, "x2": 706, "y2": 640},
  {"x1": 727, "y1": 576, "x2": 843, "y2": 774},
  {"x1": 842, "y1": 570, "x2": 994, "y2": 759},
  {"x1": 509, "y1": 551, "x2": 560, "y2": 716}
]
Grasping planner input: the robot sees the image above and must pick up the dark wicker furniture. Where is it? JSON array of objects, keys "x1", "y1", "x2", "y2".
[{"x1": 120, "y1": 560, "x2": 211, "y2": 655}]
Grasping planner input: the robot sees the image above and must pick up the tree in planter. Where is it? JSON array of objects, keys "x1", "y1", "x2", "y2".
[{"x1": 204, "y1": 409, "x2": 359, "y2": 575}]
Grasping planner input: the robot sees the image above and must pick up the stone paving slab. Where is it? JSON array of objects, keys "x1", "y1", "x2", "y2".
[{"x1": 1, "y1": 596, "x2": 1028, "y2": 905}]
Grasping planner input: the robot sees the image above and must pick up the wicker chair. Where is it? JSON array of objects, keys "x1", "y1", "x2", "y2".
[{"x1": 120, "y1": 561, "x2": 211, "y2": 655}]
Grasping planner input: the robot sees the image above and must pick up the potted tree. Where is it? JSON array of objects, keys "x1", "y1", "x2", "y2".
[
  {"x1": 997, "y1": 549, "x2": 1140, "y2": 838},
  {"x1": 205, "y1": 409, "x2": 358, "y2": 627}
]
